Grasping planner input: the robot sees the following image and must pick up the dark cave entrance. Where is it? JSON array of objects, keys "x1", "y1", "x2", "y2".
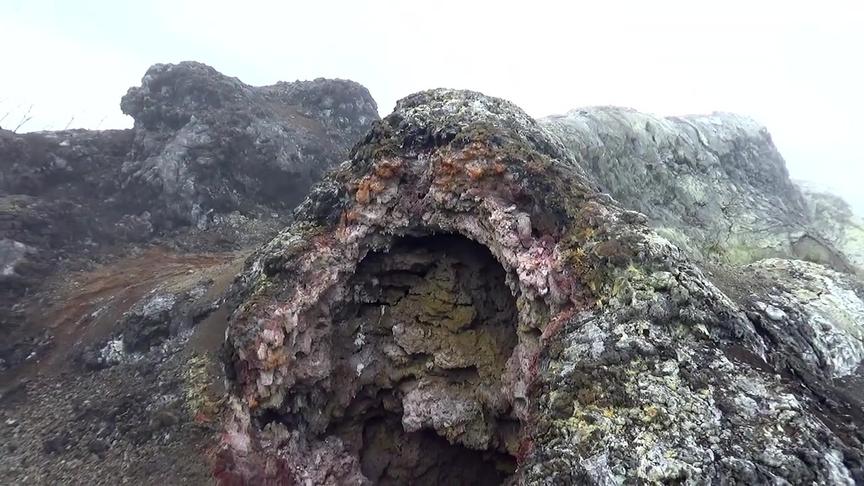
[
  {"x1": 326, "y1": 234, "x2": 522, "y2": 485},
  {"x1": 360, "y1": 414, "x2": 516, "y2": 486}
]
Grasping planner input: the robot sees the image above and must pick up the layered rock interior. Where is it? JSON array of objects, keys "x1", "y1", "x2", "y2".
[{"x1": 257, "y1": 235, "x2": 522, "y2": 485}]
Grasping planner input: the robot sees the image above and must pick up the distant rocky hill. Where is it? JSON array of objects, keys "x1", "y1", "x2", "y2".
[
  {"x1": 2, "y1": 68, "x2": 863, "y2": 485},
  {"x1": 120, "y1": 62, "x2": 378, "y2": 228},
  {"x1": 542, "y1": 107, "x2": 863, "y2": 276}
]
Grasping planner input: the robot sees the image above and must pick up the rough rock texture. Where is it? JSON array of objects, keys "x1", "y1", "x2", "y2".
[
  {"x1": 4, "y1": 64, "x2": 864, "y2": 485},
  {"x1": 0, "y1": 128, "x2": 137, "y2": 368},
  {"x1": 0, "y1": 128, "x2": 137, "y2": 262},
  {"x1": 0, "y1": 247, "x2": 238, "y2": 485},
  {"x1": 734, "y1": 259, "x2": 864, "y2": 379},
  {"x1": 0, "y1": 61, "x2": 378, "y2": 485},
  {"x1": 0, "y1": 338, "x2": 218, "y2": 485},
  {"x1": 121, "y1": 62, "x2": 379, "y2": 229},
  {"x1": 217, "y1": 90, "x2": 864, "y2": 484},
  {"x1": 541, "y1": 108, "x2": 862, "y2": 275},
  {"x1": 0, "y1": 61, "x2": 378, "y2": 372},
  {"x1": 0, "y1": 243, "x2": 250, "y2": 480}
]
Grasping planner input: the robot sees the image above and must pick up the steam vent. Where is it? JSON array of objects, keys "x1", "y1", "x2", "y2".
[{"x1": 216, "y1": 90, "x2": 864, "y2": 484}]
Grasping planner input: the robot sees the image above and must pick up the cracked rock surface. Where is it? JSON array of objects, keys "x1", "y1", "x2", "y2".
[{"x1": 218, "y1": 89, "x2": 864, "y2": 484}]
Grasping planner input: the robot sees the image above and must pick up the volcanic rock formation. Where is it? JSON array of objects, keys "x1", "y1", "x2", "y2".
[
  {"x1": 542, "y1": 108, "x2": 864, "y2": 275},
  {"x1": 217, "y1": 90, "x2": 864, "y2": 484},
  {"x1": 0, "y1": 61, "x2": 378, "y2": 372},
  {"x1": 0, "y1": 62, "x2": 378, "y2": 485},
  {"x1": 3, "y1": 66, "x2": 864, "y2": 485}
]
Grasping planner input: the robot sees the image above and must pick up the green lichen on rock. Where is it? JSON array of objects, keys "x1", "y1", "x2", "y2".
[{"x1": 182, "y1": 353, "x2": 225, "y2": 420}]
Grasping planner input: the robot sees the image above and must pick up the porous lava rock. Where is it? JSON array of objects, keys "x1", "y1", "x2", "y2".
[{"x1": 218, "y1": 90, "x2": 864, "y2": 484}]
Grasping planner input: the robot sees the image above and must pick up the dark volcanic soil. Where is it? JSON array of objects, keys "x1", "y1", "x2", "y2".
[{"x1": 0, "y1": 246, "x2": 244, "y2": 485}]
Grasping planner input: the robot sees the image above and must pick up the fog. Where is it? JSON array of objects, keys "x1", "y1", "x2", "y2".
[{"x1": 2, "y1": 0, "x2": 862, "y2": 214}]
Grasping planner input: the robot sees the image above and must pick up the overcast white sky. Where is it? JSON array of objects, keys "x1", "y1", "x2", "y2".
[{"x1": 2, "y1": 0, "x2": 862, "y2": 214}]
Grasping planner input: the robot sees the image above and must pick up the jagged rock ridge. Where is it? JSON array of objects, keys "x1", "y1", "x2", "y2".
[{"x1": 121, "y1": 62, "x2": 379, "y2": 228}]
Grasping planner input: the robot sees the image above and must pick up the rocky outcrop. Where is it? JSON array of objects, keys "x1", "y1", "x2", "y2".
[
  {"x1": 0, "y1": 62, "x2": 378, "y2": 372},
  {"x1": 217, "y1": 90, "x2": 864, "y2": 484},
  {"x1": 4, "y1": 62, "x2": 863, "y2": 485},
  {"x1": 0, "y1": 128, "x2": 137, "y2": 252},
  {"x1": 0, "y1": 60, "x2": 378, "y2": 484},
  {"x1": 120, "y1": 62, "x2": 379, "y2": 228},
  {"x1": 542, "y1": 108, "x2": 862, "y2": 275},
  {"x1": 733, "y1": 258, "x2": 864, "y2": 379}
]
